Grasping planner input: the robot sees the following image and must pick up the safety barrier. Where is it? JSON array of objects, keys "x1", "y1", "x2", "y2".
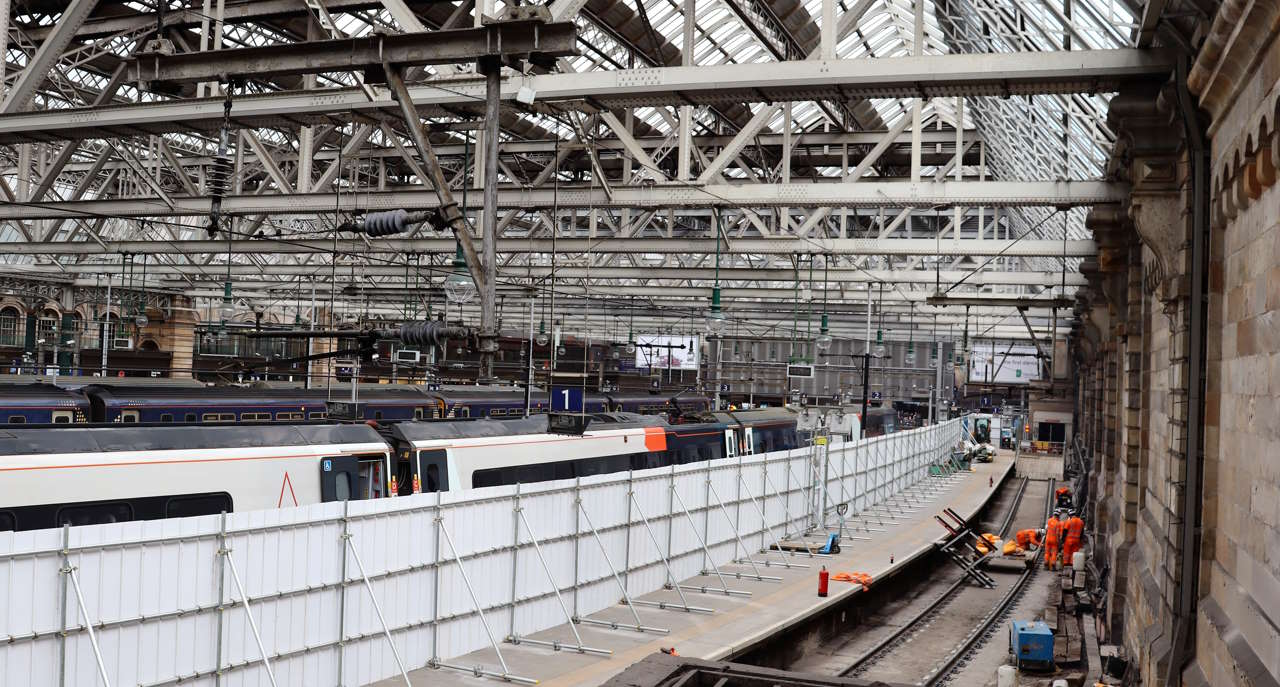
[{"x1": 0, "y1": 418, "x2": 965, "y2": 687}]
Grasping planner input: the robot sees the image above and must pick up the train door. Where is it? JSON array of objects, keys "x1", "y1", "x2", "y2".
[
  {"x1": 743, "y1": 427, "x2": 755, "y2": 454},
  {"x1": 319, "y1": 454, "x2": 391, "y2": 502},
  {"x1": 319, "y1": 456, "x2": 360, "y2": 502},
  {"x1": 723, "y1": 428, "x2": 738, "y2": 458}
]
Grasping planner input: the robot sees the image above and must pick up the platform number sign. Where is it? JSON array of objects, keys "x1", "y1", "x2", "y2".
[
  {"x1": 552, "y1": 386, "x2": 584, "y2": 413},
  {"x1": 871, "y1": 391, "x2": 881, "y2": 399},
  {"x1": 720, "y1": 383, "x2": 731, "y2": 392}
]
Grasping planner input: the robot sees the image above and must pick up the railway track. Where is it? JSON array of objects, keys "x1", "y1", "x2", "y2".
[{"x1": 838, "y1": 476, "x2": 1054, "y2": 684}]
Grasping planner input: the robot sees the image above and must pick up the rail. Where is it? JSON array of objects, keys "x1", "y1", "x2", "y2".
[
  {"x1": 922, "y1": 477, "x2": 1055, "y2": 686},
  {"x1": 839, "y1": 475, "x2": 1030, "y2": 678},
  {"x1": 0, "y1": 419, "x2": 967, "y2": 687}
]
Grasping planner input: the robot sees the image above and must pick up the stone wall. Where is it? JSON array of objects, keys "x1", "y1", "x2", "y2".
[{"x1": 1073, "y1": 4, "x2": 1280, "y2": 684}]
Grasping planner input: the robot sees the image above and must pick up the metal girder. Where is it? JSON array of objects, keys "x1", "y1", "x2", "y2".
[
  {"x1": 21, "y1": 0, "x2": 384, "y2": 41},
  {"x1": 2, "y1": 237, "x2": 1096, "y2": 257},
  {"x1": 7, "y1": 129, "x2": 982, "y2": 177},
  {"x1": 0, "y1": 181, "x2": 1127, "y2": 219},
  {"x1": 125, "y1": 23, "x2": 579, "y2": 83},
  {"x1": 925, "y1": 295, "x2": 1075, "y2": 309},
  {"x1": 0, "y1": 49, "x2": 1174, "y2": 144},
  {"x1": 28, "y1": 263, "x2": 1087, "y2": 287},
  {"x1": 0, "y1": 0, "x2": 100, "y2": 113}
]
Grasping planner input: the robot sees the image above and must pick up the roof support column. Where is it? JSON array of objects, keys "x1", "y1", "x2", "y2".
[
  {"x1": 820, "y1": 0, "x2": 836, "y2": 59},
  {"x1": 678, "y1": 0, "x2": 695, "y2": 181},
  {"x1": 479, "y1": 57, "x2": 502, "y2": 381}
]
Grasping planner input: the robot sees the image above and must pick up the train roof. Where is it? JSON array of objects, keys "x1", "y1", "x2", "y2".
[
  {"x1": 0, "y1": 383, "x2": 87, "y2": 406},
  {"x1": 0, "y1": 374, "x2": 204, "y2": 389},
  {"x1": 711, "y1": 407, "x2": 798, "y2": 425},
  {"x1": 0, "y1": 423, "x2": 386, "y2": 456},
  {"x1": 82, "y1": 384, "x2": 433, "y2": 405},
  {"x1": 390, "y1": 416, "x2": 550, "y2": 443}
]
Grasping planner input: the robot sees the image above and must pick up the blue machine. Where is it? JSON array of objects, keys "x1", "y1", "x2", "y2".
[
  {"x1": 818, "y1": 533, "x2": 841, "y2": 554},
  {"x1": 1010, "y1": 620, "x2": 1054, "y2": 669}
]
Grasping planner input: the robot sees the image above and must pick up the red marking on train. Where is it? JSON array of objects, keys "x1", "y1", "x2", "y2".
[
  {"x1": 643, "y1": 427, "x2": 668, "y2": 452},
  {"x1": 277, "y1": 471, "x2": 298, "y2": 507}
]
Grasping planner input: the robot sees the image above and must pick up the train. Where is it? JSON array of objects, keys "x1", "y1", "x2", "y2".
[
  {"x1": 0, "y1": 382, "x2": 713, "y2": 425},
  {"x1": 0, "y1": 408, "x2": 802, "y2": 532}
]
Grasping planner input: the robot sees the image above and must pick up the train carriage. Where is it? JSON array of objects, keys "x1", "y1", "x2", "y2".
[
  {"x1": 0, "y1": 423, "x2": 392, "y2": 532},
  {"x1": 0, "y1": 384, "x2": 90, "y2": 425}
]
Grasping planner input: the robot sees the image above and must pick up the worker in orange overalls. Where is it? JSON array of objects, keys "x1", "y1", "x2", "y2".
[
  {"x1": 1055, "y1": 485, "x2": 1073, "y2": 509},
  {"x1": 1015, "y1": 528, "x2": 1043, "y2": 550},
  {"x1": 1044, "y1": 511, "x2": 1063, "y2": 570},
  {"x1": 1062, "y1": 510, "x2": 1085, "y2": 567}
]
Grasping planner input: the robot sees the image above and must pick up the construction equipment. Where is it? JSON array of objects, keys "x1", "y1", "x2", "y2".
[
  {"x1": 818, "y1": 532, "x2": 842, "y2": 554},
  {"x1": 1010, "y1": 620, "x2": 1055, "y2": 670}
]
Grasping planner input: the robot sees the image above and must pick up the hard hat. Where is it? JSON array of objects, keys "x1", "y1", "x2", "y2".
[{"x1": 1037, "y1": 528, "x2": 1045, "y2": 536}]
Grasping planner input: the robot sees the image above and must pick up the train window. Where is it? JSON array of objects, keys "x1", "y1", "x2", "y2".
[
  {"x1": 0, "y1": 511, "x2": 13, "y2": 532},
  {"x1": 242, "y1": 412, "x2": 271, "y2": 422},
  {"x1": 121, "y1": 410, "x2": 140, "y2": 423},
  {"x1": 374, "y1": 411, "x2": 384, "y2": 421},
  {"x1": 418, "y1": 450, "x2": 448, "y2": 492},
  {"x1": 57, "y1": 501, "x2": 132, "y2": 527},
  {"x1": 202, "y1": 413, "x2": 219, "y2": 423},
  {"x1": 53, "y1": 411, "x2": 73, "y2": 424},
  {"x1": 185, "y1": 413, "x2": 197, "y2": 423},
  {"x1": 7, "y1": 415, "x2": 25, "y2": 424},
  {"x1": 160, "y1": 413, "x2": 174, "y2": 423},
  {"x1": 309, "y1": 412, "x2": 327, "y2": 420},
  {"x1": 276, "y1": 412, "x2": 303, "y2": 421},
  {"x1": 165, "y1": 493, "x2": 232, "y2": 518},
  {"x1": 414, "y1": 407, "x2": 425, "y2": 420},
  {"x1": 490, "y1": 408, "x2": 506, "y2": 416},
  {"x1": 334, "y1": 473, "x2": 352, "y2": 500},
  {"x1": 458, "y1": 407, "x2": 470, "y2": 418}
]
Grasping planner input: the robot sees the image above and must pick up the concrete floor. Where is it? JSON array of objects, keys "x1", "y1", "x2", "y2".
[{"x1": 366, "y1": 453, "x2": 1015, "y2": 687}]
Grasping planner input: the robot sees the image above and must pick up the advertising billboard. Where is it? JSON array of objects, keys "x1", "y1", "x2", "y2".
[
  {"x1": 634, "y1": 334, "x2": 700, "y2": 371},
  {"x1": 968, "y1": 343, "x2": 1041, "y2": 384}
]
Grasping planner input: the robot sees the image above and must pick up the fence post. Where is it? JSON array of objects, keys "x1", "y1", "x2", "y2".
[
  {"x1": 215, "y1": 513, "x2": 228, "y2": 687},
  {"x1": 429, "y1": 494, "x2": 442, "y2": 667},
  {"x1": 508, "y1": 483, "x2": 521, "y2": 639},
  {"x1": 337, "y1": 501, "x2": 349, "y2": 685},
  {"x1": 571, "y1": 477, "x2": 582, "y2": 618},
  {"x1": 622, "y1": 471, "x2": 634, "y2": 594},
  {"x1": 57, "y1": 524, "x2": 69, "y2": 687}
]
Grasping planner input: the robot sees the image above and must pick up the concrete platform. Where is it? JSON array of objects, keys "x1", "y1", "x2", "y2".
[{"x1": 368, "y1": 451, "x2": 1015, "y2": 687}]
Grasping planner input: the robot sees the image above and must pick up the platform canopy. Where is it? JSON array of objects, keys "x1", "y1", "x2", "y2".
[{"x1": 0, "y1": 0, "x2": 1155, "y2": 343}]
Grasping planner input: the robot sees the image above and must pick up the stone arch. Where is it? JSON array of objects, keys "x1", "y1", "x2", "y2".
[{"x1": 138, "y1": 339, "x2": 161, "y2": 352}]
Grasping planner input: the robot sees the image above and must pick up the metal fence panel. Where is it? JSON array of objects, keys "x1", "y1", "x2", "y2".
[{"x1": 0, "y1": 419, "x2": 965, "y2": 687}]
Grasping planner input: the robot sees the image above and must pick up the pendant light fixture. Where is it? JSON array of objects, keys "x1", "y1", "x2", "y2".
[
  {"x1": 705, "y1": 210, "x2": 726, "y2": 335},
  {"x1": 815, "y1": 256, "x2": 832, "y2": 352}
]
